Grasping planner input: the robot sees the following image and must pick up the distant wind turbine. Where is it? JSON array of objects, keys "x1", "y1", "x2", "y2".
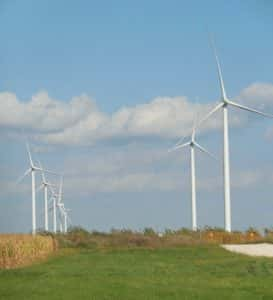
[
  {"x1": 37, "y1": 161, "x2": 58, "y2": 232},
  {"x1": 169, "y1": 115, "x2": 216, "y2": 231},
  {"x1": 63, "y1": 208, "x2": 69, "y2": 233},
  {"x1": 57, "y1": 203, "x2": 71, "y2": 233},
  {"x1": 43, "y1": 174, "x2": 64, "y2": 234},
  {"x1": 55, "y1": 175, "x2": 64, "y2": 233},
  {"x1": 17, "y1": 143, "x2": 56, "y2": 235},
  {"x1": 198, "y1": 37, "x2": 273, "y2": 232}
]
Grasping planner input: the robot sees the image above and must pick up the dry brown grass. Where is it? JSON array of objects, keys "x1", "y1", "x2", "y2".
[
  {"x1": 0, "y1": 234, "x2": 57, "y2": 269},
  {"x1": 56, "y1": 227, "x2": 265, "y2": 250}
]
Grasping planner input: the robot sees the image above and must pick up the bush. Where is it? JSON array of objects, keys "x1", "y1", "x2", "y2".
[{"x1": 143, "y1": 227, "x2": 157, "y2": 236}]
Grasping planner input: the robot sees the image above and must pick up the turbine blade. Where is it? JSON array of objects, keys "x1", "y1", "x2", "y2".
[
  {"x1": 228, "y1": 100, "x2": 273, "y2": 118},
  {"x1": 195, "y1": 102, "x2": 223, "y2": 128},
  {"x1": 48, "y1": 205, "x2": 54, "y2": 212},
  {"x1": 192, "y1": 108, "x2": 199, "y2": 140},
  {"x1": 26, "y1": 142, "x2": 34, "y2": 168},
  {"x1": 36, "y1": 184, "x2": 44, "y2": 193},
  {"x1": 174, "y1": 135, "x2": 186, "y2": 147},
  {"x1": 38, "y1": 160, "x2": 46, "y2": 183},
  {"x1": 194, "y1": 142, "x2": 217, "y2": 160},
  {"x1": 41, "y1": 168, "x2": 59, "y2": 175},
  {"x1": 58, "y1": 175, "x2": 63, "y2": 203},
  {"x1": 168, "y1": 142, "x2": 190, "y2": 152},
  {"x1": 48, "y1": 185, "x2": 55, "y2": 196},
  {"x1": 209, "y1": 34, "x2": 227, "y2": 100},
  {"x1": 48, "y1": 197, "x2": 55, "y2": 206},
  {"x1": 16, "y1": 168, "x2": 31, "y2": 184}
]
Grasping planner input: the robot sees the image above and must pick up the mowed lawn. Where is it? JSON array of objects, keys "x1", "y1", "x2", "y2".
[{"x1": 1, "y1": 246, "x2": 273, "y2": 300}]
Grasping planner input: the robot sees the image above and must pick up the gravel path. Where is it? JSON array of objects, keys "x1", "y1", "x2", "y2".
[{"x1": 222, "y1": 243, "x2": 273, "y2": 257}]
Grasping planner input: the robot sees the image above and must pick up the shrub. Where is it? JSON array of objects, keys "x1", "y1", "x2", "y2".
[{"x1": 143, "y1": 227, "x2": 157, "y2": 236}]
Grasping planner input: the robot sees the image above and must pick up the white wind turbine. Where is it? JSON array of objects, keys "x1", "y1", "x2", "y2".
[
  {"x1": 42, "y1": 190, "x2": 58, "y2": 233},
  {"x1": 43, "y1": 175, "x2": 63, "y2": 234},
  {"x1": 51, "y1": 189, "x2": 58, "y2": 233},
  {"x1": 63, "y1": 207, "x2": 71, "y2": 233},
  {"x1": 17, "y1": 143, "x2": 56, "y2": 235},
  {"x1": 169, "y1": 116, "x2": 216, "y2": 231},
  {"x1": 57, "y1": 201, "x2": 65, "y2": 233},
  {"x1": 50, "y1": 175, "x2": 70, "y2": 234},
  {"x1": 54, "y1": 174, "x2": 63, "y2": 233},
  {"x1": 57, "y1": 203, "x2": 71, "y2": 233},
  {"x1": 198, "y1": 39, "x2": 273, "y2": 232},
  {"x1": 36, "y1": 161, "x2": 58, "y2": 232}
]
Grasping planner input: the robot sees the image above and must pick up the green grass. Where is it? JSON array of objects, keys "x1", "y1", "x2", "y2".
[{"x1": 1, "y1": 246, "x2": 273, "y2": 300}]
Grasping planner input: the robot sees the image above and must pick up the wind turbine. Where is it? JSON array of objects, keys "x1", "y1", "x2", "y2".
[
  {"x1": 57, "y1": 203, "x2": 71, "y2": 233},
  {"x1": 54, "y1": 175, "x2": 70, "y2": 234},
  {"x1": 36, "y1": 161, "x2": 58, "y2": 232},
  {"x1": 198, "y1": 38, "x2": 273, "y2": 232},
  {"x1": 57, "y1": 202, "x2": 65, "y2": 233},
  {"x1": 63, "y1": 208, "x2": 68, "y2": 233},
  {"x1": 63, "y1": 207, "x2": 72, "y2": 233},
  {"x1": 17, "y1": 143, "x2": 56, "y2": 235},
  {"x1": 54, "y1": 174, "x2": 63, "y2": 233},
  {"x1": 42, "y1": 191, "x2": 57, "y2": 233},
  {"x1": 42, "y1": 174, "x2": 63, "y2": 234},
  {"x1": 50, "y1": 189, "x2": 58, "y2": 233},
  {"x1": 169, "y1": 116, "x2": 216, "y2": 231}
]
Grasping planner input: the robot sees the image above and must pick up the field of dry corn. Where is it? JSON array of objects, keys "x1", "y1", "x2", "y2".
[{"x1": 0, "y1": 234, "x2": 57, "y2": 269}]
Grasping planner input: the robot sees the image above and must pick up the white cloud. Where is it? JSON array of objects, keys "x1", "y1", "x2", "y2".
[
  {"x1": 237, "y1": 82, "x2": 273, "y2": 109},
  {"x1": 237, "y1": 83, "x2": 273, "y2": 140},
  {"x1": 0, "y1": 82, "x2": 273, "y2": 145},
  {"x1": 0, "y1": 91, "x2": 97, "y2": 132}
]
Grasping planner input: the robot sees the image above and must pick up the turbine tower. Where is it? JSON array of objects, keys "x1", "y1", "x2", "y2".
[
  {"x1": 198, "y1": 39, "x2": 273, "y2": 232},
  {"x1": 54, "y1": 174, "x2": 63, "y2": 233},
  {"x1": 169, "y1": 117, "x2": 216, "y2": 231},
  {"x1": 52, "y1": 193, "x2": 57, "y2": 233},
  {"x1": 63, "y1": 209, "x2": 68, "y2": 233}
]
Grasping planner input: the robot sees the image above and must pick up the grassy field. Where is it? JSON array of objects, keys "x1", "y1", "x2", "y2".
[{"x1": 1, "y1": 245, "x2": 273, "y2": 300}]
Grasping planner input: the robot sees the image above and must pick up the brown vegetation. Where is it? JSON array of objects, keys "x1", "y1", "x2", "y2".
[
  {"x1": 1, "y1": 227, "x2": 270, "y2": 269},
  {"x1": 56, "y1": 227, "x2": 267, "y2": 250},
  {"x1": 0, "y1": 234, "x2": 57, "y2": 269}
]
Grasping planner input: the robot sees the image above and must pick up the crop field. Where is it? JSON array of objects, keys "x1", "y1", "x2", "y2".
[
  {"x1": 0, "y1": 234, "x2": 56, "y2": 269},
  {"x1": 1, "y1": 240, "x2": 273, "y2": 299}
]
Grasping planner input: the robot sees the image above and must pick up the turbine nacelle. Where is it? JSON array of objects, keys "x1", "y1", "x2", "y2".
[{"x1": 223, "y1": 99, "x2": 229, "y2": 106}]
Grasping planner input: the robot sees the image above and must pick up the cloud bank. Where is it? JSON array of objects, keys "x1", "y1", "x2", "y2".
[{"x1": 0, "y1": 82, "x2": 273, "y2": 145}]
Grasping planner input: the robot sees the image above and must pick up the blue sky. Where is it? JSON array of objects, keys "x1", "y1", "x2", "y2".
[
  {"x1": 1, "y1": 0, "x2": 273, "y2": 109},
  {"x1": 1, "y1": 0, "x2": 273, "y2": 233}
]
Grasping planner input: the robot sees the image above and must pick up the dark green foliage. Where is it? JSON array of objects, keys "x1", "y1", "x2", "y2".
[{"x1": 143, "y1": 227, "x2": 157, "y2": 236}]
